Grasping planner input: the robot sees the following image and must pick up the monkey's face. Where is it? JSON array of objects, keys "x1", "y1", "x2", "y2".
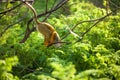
[
  {"x1": 44, "y1": 38, "x2": 62, "y2": 47},
  {"x1": 54, "y1": 43, "x2": 62, "y2": 47},
  {"x1": 52, "y1": 38, "x2": 61, "y2": 47}
]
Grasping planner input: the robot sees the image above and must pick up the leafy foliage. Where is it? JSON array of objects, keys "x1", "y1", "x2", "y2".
[
  {"x1": 0, "y1": 56, "x2": 18, "y2": 80},
  {"x1": 0, "y1": 0, "x2": 120, "y2": 80},
  {"x1": 108, "y1": 0, "x2": 120, "y2": 14}
]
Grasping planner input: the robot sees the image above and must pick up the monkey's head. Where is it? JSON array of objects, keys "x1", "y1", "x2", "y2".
[
  {"x1": 52, "y1": 39, "x2": 62, "y2": 47},
  {"x1": 51, "y1": 34, "x2": 62, "y2": 47},
  {"x1": 44, "y1": 38, "x2": 62, "y2": 47},
  {"x1": 54, "y1": 43, "x2": 62, "y2": 47}
]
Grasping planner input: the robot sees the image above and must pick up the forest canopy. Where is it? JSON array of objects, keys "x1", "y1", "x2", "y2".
[{"x1": 0, "y1": 0, "x2": 120, "y2": 80}]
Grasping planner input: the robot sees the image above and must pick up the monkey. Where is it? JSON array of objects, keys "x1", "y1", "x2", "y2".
[{"x1": 23, "y1": 1, "x2": 62, "y2": 47}]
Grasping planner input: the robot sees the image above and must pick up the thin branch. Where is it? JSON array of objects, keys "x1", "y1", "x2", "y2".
[
  {"x1": 20, "y1": 0, "x2": 69, "y2": 43},
  {"x1": 61, "y1": 12, "x2": 113, "y2": 40},
  {"x1": 47, "y1": 41, "x2": 71, "y2": 47},
  {"x1": 43, "y1": 0, "x2": 57, "y2": 22},
  {"x1": 0, "y1": 12, "x2": 28, "y2": 37},
  {"x1": 0, "y1": 2, "x2": 23, "y2": 14},
  {"x1": 27, "y1": 0, "x2": 68, "y2": 25},
  {"x1": 0, "y1": 0, "x2": 34, "y2": 2},
  {"x1": 46, "y1": 0, "x2": 48, "y2": 12},
  {"x1": 62, "y1": 17, "x2": 106, "y2": 40},
  {"x1": 109, "y1": 0, "x2": 120, "y2": 9},
  {"x1": 72, "y1": 19, "x2": 103, "y2": 31},
  {"x1": 75, "y1": 12, "x2": 113, "y2": 43}
]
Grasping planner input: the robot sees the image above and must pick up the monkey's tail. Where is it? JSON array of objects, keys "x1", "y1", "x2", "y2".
[{"x1": 23, "y1": 1, "x2": 39, "y2": 24}]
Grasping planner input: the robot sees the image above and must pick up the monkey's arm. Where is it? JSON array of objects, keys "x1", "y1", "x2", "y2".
[{"x1": 50, "y1": 31, "x2": 56, "y2": 44}]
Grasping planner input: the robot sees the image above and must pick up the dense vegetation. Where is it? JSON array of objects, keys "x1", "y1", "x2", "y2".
[{"x1": 0, "y1": 0, "x2": 120, "y2": 80}]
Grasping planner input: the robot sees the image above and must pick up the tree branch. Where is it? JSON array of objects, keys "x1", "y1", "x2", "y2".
[
  {"x1": 45, "y1": 0, "x2": 48, "y2": 12},
  {"x1": 20, "y1": 0, "x2": 69, "y2": 43},
  {"x1": 0, "y1": 2, "x2": 23, "y2": 14},
  {"x1": 75, "y1": 12, "x2": 113, "y2": 43},
  {"x1": 0, "y1": 11, "x2": 28, "y2": 37},
  {"x1": 43, "y1": 0, "x2": 57, "y2": 22},
  {"x1": 62, "y1": 12, "x2": 113, "y2": 40},
  {"x1": 62, "y1": 18, "x2": 103, "y2": 40}
]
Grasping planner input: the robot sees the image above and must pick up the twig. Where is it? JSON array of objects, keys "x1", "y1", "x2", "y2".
[
  {"x1": 27, "y1": 0, "x2": 69, "y2": 26},
  {"x1": 46, "y1": 0, "x2": 48, "y2": 12},
  {"x1": 20, "y1": 0, "x2": 69, "y2": 43},
  {"x1": 74, "y1": 12, "x2": 113, "y2": 43},
  {"x1": 109, "y1": 0, "x2": 120, "y2": 9},
  {"x1": 0, "y1": 11, "x2": 28, "y2": 37},
  {"x1": 61, "y1": 18, "x2": 102, "y2": 40},
  {"x1": 0, "y1": 2, "x2": 23, "y2": 14},
  {"x1": 47, "y1": 41, "x2": 71, "y2": 47},
  {"x1": 43, "y1": 0, "x2": 57, "y2": 22},
  {"x1": 61, "y1": 12, "x2": 113, "y2": 40}
]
